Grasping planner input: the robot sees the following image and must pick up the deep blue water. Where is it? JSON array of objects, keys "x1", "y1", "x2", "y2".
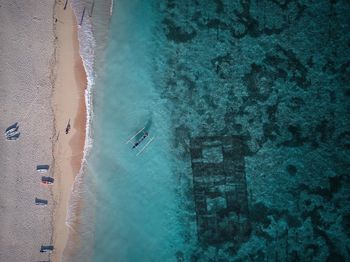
[{"x1": 80, "y1": 0, "x2": 350, "y2": 261}]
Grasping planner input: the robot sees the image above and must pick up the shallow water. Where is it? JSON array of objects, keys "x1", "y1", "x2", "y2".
[
  {"x1": 76, "y1": 0, "x2": 350, "y2": 261},
  {"x1": 87, "y1": 1, "x2": 188, "y2": 261}
]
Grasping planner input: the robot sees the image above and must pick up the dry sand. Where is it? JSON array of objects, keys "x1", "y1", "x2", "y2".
[
  {"x1": 0, "y1": 0, "x2": 55, "y2": 261},
  {"x1": 51, "y1": 1, "x2": 87, "y2": 262}
]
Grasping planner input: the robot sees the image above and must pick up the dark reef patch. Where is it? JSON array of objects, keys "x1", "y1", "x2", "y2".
[
  {"x1": 155, "y1": 0, "x2": 350, "y2": 260},
  {"x1": 229, "y1": 0, "x2": 305, "y2": 39},
  {"x1": 329, "y1": 175, "x2": 342, "y2": 194},
  {"x1": 336, "y1": 131, "x2": 350, "y2": 150},
  {"x1": 264, "y1": 45, "x2": 311, "y2": 89},
  {"x1": 314, "y1": 119, "x2": 335, "y2": 143},
  {"x1": 327, "y1": 253, "x2": 345, "y2": 262},
  {"x1": 286, "y1": 164, "x2": 297, "y2": 175},
  {"x1": 280, "y1": 125, "x2": 308, "y2": 147},
  {"x1": 299, "y1": 184, "x2": 333, "y2": 202},
  {"x1": 243, "y1": 63, "x2": 274, "y2": 102},
  {"x1": 287, "y1": 97, "x2": 305, "y2": 111},
  {"x1": 340, "y1": 61, "x2": 350, "y2": 84},
  {"x1": 162, "y1": 18, "x2": 197, "y2": 43}
]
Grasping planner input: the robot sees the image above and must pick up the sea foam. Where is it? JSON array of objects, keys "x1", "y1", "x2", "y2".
[
  {"x1": 63, "y1": 0, "x2": 113, "y2": 260},
  {"x1": 66, "y1": 0, "x2": 95, "y2": 230}
]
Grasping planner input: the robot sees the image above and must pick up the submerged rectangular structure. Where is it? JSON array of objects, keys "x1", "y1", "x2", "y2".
[{"x1": 190, "y1": 136, "x2": 251, "y2": 245}]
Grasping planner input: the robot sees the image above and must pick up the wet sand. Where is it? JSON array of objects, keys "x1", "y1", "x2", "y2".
[{"x1": 51, "y1": 1, "x2": 87, "y2": 262}]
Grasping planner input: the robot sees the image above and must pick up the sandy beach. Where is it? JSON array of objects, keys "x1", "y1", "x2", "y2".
[
  {"x1": 51, "y1": 1, "x2": 87, "y2": 262},
  {"x1": 0, "y1": 0, "x2": 86, "y2": 261},
  {"x1": 0, "y1": 1, "x2": 55, "y2": 261},
  {"x1": 0, "y1": 0, "x2": 114, "y2": 260}
]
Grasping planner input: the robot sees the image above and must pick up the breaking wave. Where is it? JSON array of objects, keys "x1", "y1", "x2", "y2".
[{"x1": 62, "y1": 0, "x2": 113, "y2": 261}]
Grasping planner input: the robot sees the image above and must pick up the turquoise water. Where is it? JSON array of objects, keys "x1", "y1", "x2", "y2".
[
  {"x1": 76, "y1": 0, "x2": 350, "y2": 261},
  {"x1": 87, "y1": 1, "x2": 189, "y2": 261}
]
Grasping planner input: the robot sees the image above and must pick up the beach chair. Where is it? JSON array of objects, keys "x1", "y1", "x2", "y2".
[
  {"x1": 35, "y1": 198, "x2": 48, "y2": 206},
  {"x1": 5, "y1": 122, "x2": 18, "y2": 133},
  {"x1": 36, "y1": 165, "x2": 49, "y2": 173},
  {"x1": 5, "y1": 126, "x2": 18, "y2": 136},
  {"x1": 4, "y1": 123, "x2": 20, "y2": 140},
  {"x1": 41, "y1": 176, "x2": 54, "y2": 185},
  {"x1": 6, "y1": 132, "x2": 20, "y2": 140},
  {"x1": 40, "y1": 245, "x2": 54, "y2": 253}
]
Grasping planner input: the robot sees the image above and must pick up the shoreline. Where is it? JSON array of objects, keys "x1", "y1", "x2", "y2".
[{"x1": 51, "y1": 1, "x2": 87, "y2": 261}]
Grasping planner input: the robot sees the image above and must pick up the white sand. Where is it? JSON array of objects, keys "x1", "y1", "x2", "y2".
[{"x1": 0, "y1": 0, "x2": 56, "y2": 261}]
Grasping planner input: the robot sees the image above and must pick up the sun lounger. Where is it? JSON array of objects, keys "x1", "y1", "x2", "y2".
[
  {"x1": 4, "y1": 123, "x2": 20, "y2": 140},
  {"x1": 36, "y1": 165, "x2": 49, "y2": 173},
  {"x1": 35, "y1": 198, "x2": 48, "y2": 206},
  {"x1": 41, "y1": 176, "x2": 54, "y2": 184},
  {"x1": 5, "y1": 126, "x2": 19, "y2": 135},
  {"x1": 5, "y1": 122, "x2": 18, "y2": 133},
  {"x1": 40, "y1": 245, "x2": 54, "y2": 253},
  {"x1": 6, "y1": 132, "x2": 20, "y2": 140}
]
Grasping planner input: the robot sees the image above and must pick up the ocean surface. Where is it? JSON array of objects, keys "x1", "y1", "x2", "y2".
[{"x1": 71, "y1": 0, "x2": 350, "y2": 261}]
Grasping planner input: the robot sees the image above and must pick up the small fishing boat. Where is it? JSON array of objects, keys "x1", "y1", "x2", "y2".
[
  {"x1": 125, "y1": 127, "x2": 146, "y2": 144},
  {"x1": 126, "y1": 127, "x2": 155, "y2": 155}
]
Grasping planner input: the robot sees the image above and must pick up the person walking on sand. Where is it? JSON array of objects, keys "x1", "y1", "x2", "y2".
[{"x1": 65, "y1": 119, "x2": 71, "y2": 134}]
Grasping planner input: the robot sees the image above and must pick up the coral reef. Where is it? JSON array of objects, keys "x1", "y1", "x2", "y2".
[{"x1": 153, "y1": 0, "x2": 350, "y2": 260}]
